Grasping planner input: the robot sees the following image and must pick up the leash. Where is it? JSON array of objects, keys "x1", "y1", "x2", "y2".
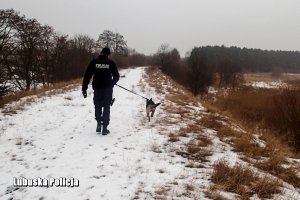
[{"x1": 116, "y1": 84, "x2": 148, "y2": 100}]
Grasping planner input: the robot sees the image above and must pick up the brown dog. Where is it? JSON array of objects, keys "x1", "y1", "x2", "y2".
[{"x1": 146, "y1": 98, "x2": 161, "y2": 122}]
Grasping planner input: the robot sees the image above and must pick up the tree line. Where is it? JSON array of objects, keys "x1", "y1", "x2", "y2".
[
  {"x1": 194, "y1": 46, "x2": 300, "y2": 73},
  {"x1": 0, "y1": 9, "x2": 149, "y2": 97},
  {"x1": 0, "y1": 9, "x2": 95, "y2": 96},
  {"x1": 152, "y1": 45, "x2": 241, "y2": 95},
  {"x1": 152, "y1": 44, "x2": 300, "y2": 96}
]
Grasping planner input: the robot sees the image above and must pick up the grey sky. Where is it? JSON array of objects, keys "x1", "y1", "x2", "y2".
[{"x1": 2, "y1": 0, "x2": 300, "y2": 56}]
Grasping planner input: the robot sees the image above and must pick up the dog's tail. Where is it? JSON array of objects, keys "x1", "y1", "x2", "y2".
[{"x1": 155, "y1": 103, "x2": 161, "y2": 108}]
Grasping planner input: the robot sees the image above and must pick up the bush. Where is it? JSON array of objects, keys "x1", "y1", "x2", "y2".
[
  {"x1": 188, "y1": 47, "x2": 214, "y2": 95},
  {"x1": 217, "y1": 87, "x2": 300, "y2": 150},
  {"x1": 266, "y1": 88, "x2": 300, "y2": 149}
]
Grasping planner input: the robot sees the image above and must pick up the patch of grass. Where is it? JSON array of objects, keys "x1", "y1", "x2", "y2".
[
  {"x1": 216, "y1": 87, "x2": 300, "y2": 151},
  {"x1": 217, "y1": 126, "x2": 239, "y2": 138},
  {"x1": 168, "y1": 134, "x2": 180, "y2": 143},
  {"x1": 205, "y1": 188, "x2": 233, "y2": 200},
  {"x1": 232, "y1": 133, "x2": 266, "y2": 159},
  {"x1": 186, "y1": 141, "x2": 212, "y2": 162},
  {"x1": 199, "y1": 114, "x2": 223, "y2": 130},
  {"x1": 211, "y1": 160, "x2": 282, "y2": 199},
  {"x1": 195, "y1": 134, "x2": 213, "y2": 147},
  {"x1": 150, "y1": 142, "x2": 162, "y2": 153},
  {"x1": 251, "y1": 176, "x2": 282, "y2": 199},
  {"x1": 155, "y1": 186, "x2": 168, "y2": 200},
  {"x1": 179, "y1": 123, "x2": 201, "y2": 134},
  {"x1": 255, "y1": 151, "x2": 300, "y2": 188}
]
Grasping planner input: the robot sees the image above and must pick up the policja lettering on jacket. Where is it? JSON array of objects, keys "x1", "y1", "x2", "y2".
[{"x1": 95, "y1": 64, "x2": 109, "y2": 69}]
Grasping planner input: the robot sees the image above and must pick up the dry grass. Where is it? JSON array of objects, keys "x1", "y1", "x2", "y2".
[
  {"x1": 168, "y1": 134, "x2": 180, "y2": 143},
  {"x1": 244, "y1": 72, "x2": 300, "y2": 83},
  {"x1": 145, "y1": 66, "x2": 300, "y2": 198},
  {"x1": 155, "y1": 186, "x2": 169, "y2": 200},
  {"x1": 167, "y1": 93, "x2": 198, "y2": 107},
  {"x1": 216, "y1": 87, "x2": 300, "y2": 150},
  {"x1": 199, "y1": 114, "x2": 223, "y2": 131},
  {"x1": 185, "y1": 141, "x2": 212, "y2": 162},
  {"x1": 255, "y1": 147, "x2": 300, "y2": 188},
  {"x1": 211, "y1": 160, "x2": 282, "y2": 199},
  {"x1": 205, "y1": 189, "x2": 231, "y2": 200},
  {"x1": 217, "y1": 126, "x2": 240, "y2": 139},
  {"x1": 201, "y1": 86, "x2": 300, "y2": 188},
  {"x1": 195, "y1": 135, "x2": 213, "y2": 147},
  {"x1": 0, "y1": 79, "x2": 81, "y2": 114},
  {"x1": 145, "y1": 67, "x2": 214, "y2": 164},
  {"x1": 251, "y1": 176, "x2": 282, "y2": 199},
  {"x1": 232, "y1": 134, "x2": 267, "y2": 159},
  {"x1": 147, "y1": 66, "x2": 300, "y2": 191},
  {"x1": 178, "y1": 123, "x2": 201, "y2": 134},
  {"x1": 150, "y1": 141, "x2": 162, "y2": 153}
]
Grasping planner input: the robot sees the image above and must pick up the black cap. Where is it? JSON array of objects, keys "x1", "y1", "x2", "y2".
[{"x1": 101, "y1": 47, "x2": 111, "y2": 55}]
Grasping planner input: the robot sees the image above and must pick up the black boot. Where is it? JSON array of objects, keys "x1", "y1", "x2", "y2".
[
  {"x1": 102, "y1": 125, "x2": 110, "y2": 135},
  {"x1": 96, "y1": 122, "x2": 102, "y2": 133}
]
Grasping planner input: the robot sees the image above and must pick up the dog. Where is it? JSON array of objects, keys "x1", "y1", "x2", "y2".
[{"x1": 146, "y1": 98, "x2": 161, "y2": 122}]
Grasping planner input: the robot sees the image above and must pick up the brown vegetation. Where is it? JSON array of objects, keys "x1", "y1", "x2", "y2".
[
  {"x1": 145, "y1": 66, "x2": 300, "y2": 197},
  {"x1": 216, "y1": 87, "x2": 300, "y2": 151},
  {"x1": 244, "y1": 73, "x2": 300, "y2": 83},
  {"x1": 211, "y1": 160, "x2": 282, "y2": 199},
  {"x1": 0, "y1": 79, "x2": 81, "y2": 113}
]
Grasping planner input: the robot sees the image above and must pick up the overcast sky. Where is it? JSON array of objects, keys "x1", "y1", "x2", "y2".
[{"x1": 2, "y1": 0, "x2": 300, "y2": 56}]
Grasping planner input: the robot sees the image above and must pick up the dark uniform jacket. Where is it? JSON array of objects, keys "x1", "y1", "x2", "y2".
[{"x1": 82, "y1": 55, "x2": 120, "y2": 91}]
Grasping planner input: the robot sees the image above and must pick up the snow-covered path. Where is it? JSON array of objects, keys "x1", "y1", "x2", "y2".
[
  {"x1": 0, "y1": 68, "x2": 168, "y2": 200},
  {"x1": 2, "y1": 67, "x2": 299, "y2": 200}
]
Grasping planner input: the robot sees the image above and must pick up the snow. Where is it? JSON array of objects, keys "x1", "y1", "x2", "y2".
[
  {"x1": 0, "y1": 68, "x2": 158, "y2": 199},
  {"x1": 0, "y1": 67, "x2": 299, "y2": 200},
  {"x1": 0, "y1": 67, "x2": 211, "y2": 200},
  {"x1": 249, "y1": 81, "x2": 287, "y2": 88}
]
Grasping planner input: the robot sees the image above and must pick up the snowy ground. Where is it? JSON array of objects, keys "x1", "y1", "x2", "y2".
[
  {"x1": 0, "y1": 67, "x2": 299, "y2": 200},
  {"x1": 0, "y1": 68, "x2": 164, "y2": 199},
  {"x1": 249, "y1": 81, "x2": 287, "y2": 88},
  {"x1": 1, "y1": 68, "x2": 212, "y2": 200}
]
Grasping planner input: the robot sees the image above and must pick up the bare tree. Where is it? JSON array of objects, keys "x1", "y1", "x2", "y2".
[
  {"x1": 96, "y1": 30, "x2": 114, "y2": 50},
  {"x1": 112, "y1": 32, "x2": 127, "y2": 55},
  {"x1": 217, "y1": 58, "x2": 243, "y2": 89},
  {"x1": 15, "y1": 18, "x2": 45, "y2": 90},
  {"x1": 97, "y1": 30, "x2": 127, "y2": 55},
  {"x1": 0, "y1": 9, "x2": 24, "y2": 91},
  {"x1": 188, "y1": 48, "x2": 214, "y2": 95},
  {"x1": 73, "y1": 34, "x2": 96, "y2": 54},
  {"x1": 155, "y1": 43, "x2": 170, "y2": 72},
  {"x1": 0, "y1": 9, "x2": 104, "y2": 94},
  {"x1": 50, "y1": 34, "x2": 70, "y2": 83},
  {"x1": 37, "y1": 25, "x2": 55, "y2": 87}
]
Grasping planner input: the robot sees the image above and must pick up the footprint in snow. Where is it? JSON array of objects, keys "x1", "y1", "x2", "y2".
[
  {"x1": 87, "y1": 185, "x2": 95, "y2": 190},
  {"x1": 91, "y1": 175, "x2": 106, "y2": 179},
  {"x1": 102, "y1": 156, "x2": 109, "y2": 160},
  {"x1": 5, "y1": 186, "x2": 20, "y2": 195}
]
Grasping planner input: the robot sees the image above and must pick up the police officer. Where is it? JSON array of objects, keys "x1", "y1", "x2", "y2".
[{"x1": 82, "y1": 47, "x2": 120, "y2": 135}]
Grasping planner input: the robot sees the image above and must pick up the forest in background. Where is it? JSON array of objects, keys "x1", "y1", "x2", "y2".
[
  {"x1": 1, "y1": 9, "x2": 300, "y2": 98},
  {"x1": 0, "y1": 9, "x2": 147, "y2": 97}
]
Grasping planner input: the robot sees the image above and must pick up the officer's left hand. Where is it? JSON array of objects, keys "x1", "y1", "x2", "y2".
[{"x1": 82, "y1": 90, "x2": 87, "y2": 98}]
